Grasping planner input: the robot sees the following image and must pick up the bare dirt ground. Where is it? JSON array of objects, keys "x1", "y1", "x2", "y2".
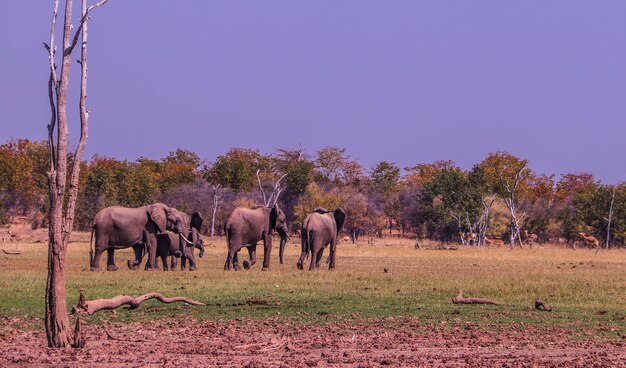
[{"x1": 1, "y1": 316, "x2": 624, "y2": 367}]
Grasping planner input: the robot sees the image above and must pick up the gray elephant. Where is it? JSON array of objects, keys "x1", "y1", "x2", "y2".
[
  {"x1": 155, "y1": 211, "x2": 204, "y2": 271},
  {"x1": 224, "y1": 204, "x2": 288, "y2": 271},
  {"x1": 156, "y1": 231, "x2": 204, "y2": 271},
  {"x1": 133, "y1": 210, "x2": 204, "y2": 270},
  {"x1": 89, "y1": 203, "x2": 192, "y2": 271},
  {"x1": 297, "y1": 207, "x2": 346, "y2": 270}
]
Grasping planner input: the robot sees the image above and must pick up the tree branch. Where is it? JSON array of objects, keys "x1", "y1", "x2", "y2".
[
  {"x1": 71, "y1": 291, "x2": 204, "y2": 315},
  {"x1": 46, "y1": 68, "x2": 57, "y2": 170},
  {"x1": 452, "y1": 290, "x2": 505, "y2": 306},
  {"x1": 63, "y1": 0, "x2": 91, "y2": 243},
  {"x1": 256, "y1": 169, "x2": 268, "y2": 205},
  {"x1": 66, "y1": 0, "x2": 109, "y2": 55}
]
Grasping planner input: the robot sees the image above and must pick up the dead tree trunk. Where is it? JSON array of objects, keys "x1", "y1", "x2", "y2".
[
  {"x1": 44, "y1": 0, "x2": 108, "y2": 348},
  {"x1": 502, "y1": 168, "x2": 527, "y2": 249},
  {"x1": 605, "y1": 185, "x2": 616, "y2": 249},
  {"x1": 210, "y1": 184, "x2": 223, "y2": 237},
  {"x1": 474, "y1": 196, "x2": 494, "y2": 246}
]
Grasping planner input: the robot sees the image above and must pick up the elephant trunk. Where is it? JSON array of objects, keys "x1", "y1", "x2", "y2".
[{"x1": 278, "y1": 230, "x2": 287, "y2": 265}]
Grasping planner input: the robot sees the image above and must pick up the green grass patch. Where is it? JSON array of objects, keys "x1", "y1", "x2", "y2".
[{"x1": 1, "y1": 237, "x2": 625, "y2": 337}]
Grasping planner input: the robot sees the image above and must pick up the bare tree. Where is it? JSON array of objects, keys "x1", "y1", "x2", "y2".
[
  {"x1": 502, "y1": 167, "x2": 528, "y2": 249},
  {"x1": 210, "y1": 184, "x2": 223, "y2": 236},
  {"x1": 44, "y1": 0, "x2": 108, "y2": 348},
  {"x1": 476, "y1": 196, "x2": 495, "y2": 246},
  {"x1": 464, "y1": 196, "x2": 495, "y2": 246},
  {"x1": 256, "y1": 169, "x2": 286, "y2": 206},
  {"x1": 605, "y1": 185, "x2": 616, "y2": 249}
]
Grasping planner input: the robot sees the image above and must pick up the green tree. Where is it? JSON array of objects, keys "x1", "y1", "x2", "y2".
[
  {"x1": 554, "y1": 173, "x2": 597, "y2": 241},
  {"x1": 315, "y1": 146, "x2": 348, "y2": 184},
  {"x1": 420, "y1": 164, "x2": 483, "y2": 243},
  {"x1": 370, "y1": 161, "x2": 401, "y2": 233},
  {"x1": 273, "y1": 148, "x2": 313, "y2": 197},
  {"x1": 205, "y1": 148, "x2": 268, "y2": 193}
]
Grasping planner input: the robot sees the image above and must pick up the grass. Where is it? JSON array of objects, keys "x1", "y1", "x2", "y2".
[{"x1": 1, "y1": 236, "x2": 625, "y2": 336}]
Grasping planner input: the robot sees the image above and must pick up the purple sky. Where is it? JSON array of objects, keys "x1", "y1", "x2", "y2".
[{"x1": 1, "y1": 2, "x2": 625, "y2": 183}]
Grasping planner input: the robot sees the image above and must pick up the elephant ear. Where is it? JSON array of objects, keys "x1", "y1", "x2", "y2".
[
  {"x1": 270, "y1": 204, "x2": 279, "y2": 230},
  {"x1": 147, "y1": 205, "x2": 167, "y2": 233},
  {"x1": 313, "y1": 207, "x2": 329, "y2": 214},
  {"x1": 333, "y1": 208, "x2": 346, "y2": 235},
  {"x1": 191, "y1": 211, "x2": 203, "y2": 231}
]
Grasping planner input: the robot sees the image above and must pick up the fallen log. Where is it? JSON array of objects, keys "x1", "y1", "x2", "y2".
[
  {"x1": 451, "y1": 290, "x2": 505, "y2": 306},
  {"x1": 534, "y1": 299, "x2": 552, "y2": 311},
  {"x1": 2, "y1": 249, "x2": 22, "y2": 255},
  {"x1": 72, "y1": 290, "x2": 204, "y2": 315}
]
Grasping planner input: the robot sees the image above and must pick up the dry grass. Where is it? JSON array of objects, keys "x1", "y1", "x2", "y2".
[{"x1": 1, "y1": 235, "x2": 625, "y2": 335}]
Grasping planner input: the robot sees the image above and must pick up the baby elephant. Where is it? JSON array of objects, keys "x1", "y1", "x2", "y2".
[{"x1": 156, "y1": 231, "x2": 204, "y2": 271}]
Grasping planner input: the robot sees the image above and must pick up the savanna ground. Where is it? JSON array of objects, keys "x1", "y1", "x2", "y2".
[{"x1": 0, "y1": 235, "x2": 625, "y2": 367}]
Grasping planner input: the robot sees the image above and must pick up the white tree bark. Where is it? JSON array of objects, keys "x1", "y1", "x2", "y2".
[
  {"x1": 44, "y1": 0, "x2": 108, "y2": 349},
  {"x1": 210, "y1": 185, "x2": 223, "y2": 237},
  {"x1": 605, "y1": 185, "x2": 616, "y2": 249}
]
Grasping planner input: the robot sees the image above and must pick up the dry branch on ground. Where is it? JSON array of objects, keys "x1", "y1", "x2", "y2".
[
  {"x1": 451, "y1": 290, "x2": 506, "y2": 306},
  {"x1": 71, "y1": 291, "x2": 204, "y2": 315}
]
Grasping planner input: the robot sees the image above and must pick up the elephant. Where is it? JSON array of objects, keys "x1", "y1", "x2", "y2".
[
  {"x1": 297, "y1": 207, "x2": 346, "y2": 271},
  {"x1": 224, "y1": 204, "x2": 288, "y2": 271},
  {"x1": 89, "y1": 203, "x2": 192, "y2": 271},
  {"x1": 154, "y1": 211, "x2": 204, "y2": 271},
  {"x1": 155, "y1": 230, "x2": 204, "y2": 271}
]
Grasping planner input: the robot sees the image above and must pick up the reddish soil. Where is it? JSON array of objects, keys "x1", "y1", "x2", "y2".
[{"x1": 1, "y1": 316, "x2": 624, "y2": 367}]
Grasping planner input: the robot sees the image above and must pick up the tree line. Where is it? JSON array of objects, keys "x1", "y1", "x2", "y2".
[{"x1": 0, "y1": 138, "x2": 624, "y2": 247}]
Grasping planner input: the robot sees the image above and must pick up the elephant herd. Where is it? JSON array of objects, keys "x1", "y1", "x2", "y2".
[{"x1": 89, "y1": 203, "x2": 346, "y2": 272}]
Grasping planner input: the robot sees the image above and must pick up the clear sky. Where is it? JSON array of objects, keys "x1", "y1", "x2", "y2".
[{"x1": 1, "y1": 1, "x2": 625, "y2": 183}]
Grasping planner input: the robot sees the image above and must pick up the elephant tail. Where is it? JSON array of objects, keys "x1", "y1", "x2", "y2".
[
  {"x1": 303, "y1": 230, "x2": 312, "y2": 261},
  {"x1": 89, "y1": 226, "x2": 95, "y2": 267}
]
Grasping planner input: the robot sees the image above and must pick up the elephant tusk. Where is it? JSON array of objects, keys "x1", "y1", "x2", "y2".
[{"x1": 180, "y1": 233, "x2": 194, "y2": 245}]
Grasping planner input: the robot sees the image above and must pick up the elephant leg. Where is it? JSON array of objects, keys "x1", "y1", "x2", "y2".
[
  {"x1": 106, "y1": 248, "x2": 118, "y2": 271},
  {"x1": 329, "y1": 240, "x2": 337, "y2": 270},
  {"x1": 145, "y1": 234, "x2": 157, "y2": 271},
  {"x1": 224, "y1": 248, "x2": 235, "y2": 271},
  {"x1": 224, "y1": 235, "x2": 243, "y2": 271},
  {"x1": 181, "y1": 255, "x2": 188, "y2": 270},
  {"x1": 187, "y1": 253, "x2": 197, "y2": 271},
  {"x1": 297, "y1": 237, "x2": 308, "y2": 271},
  {"x1": 309, "y1": 247, "x2": 317, "y2": 271},
  {"x1": 233, "y1": 252, "x2": 241, "y2": 271},
  {"x1": 90, "y1": 246, "x2": 106, "y2": 271},
  {"x1": 243, "y1": 243, "x2": 257, "y2": 270},
  {"x1": 315, "y1": 247, "x2": 325, "y2": 269},
  {"x1": 261, "y1": 236, "x2": 272, "y2": 271},
  {"x1": 128, "y1": 245, "x2": 144, "y2": 270},
  {"x1": 160, "y1": 255, "x2": 168, "y2": 271},
  {"x1": 170, "y1": 256, "x2": 178, "y2": 271}
]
